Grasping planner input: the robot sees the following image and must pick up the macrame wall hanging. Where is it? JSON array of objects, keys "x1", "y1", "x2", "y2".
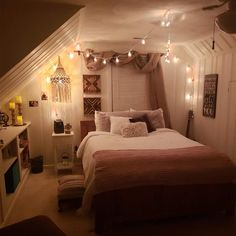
[{"x1": 50, "y1": 56, "x2": 71, "y2": 103}]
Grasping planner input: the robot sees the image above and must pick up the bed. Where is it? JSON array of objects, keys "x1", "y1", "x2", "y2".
[{"x1": 78, "y1": 110, "x2": 236, "y2": 233}]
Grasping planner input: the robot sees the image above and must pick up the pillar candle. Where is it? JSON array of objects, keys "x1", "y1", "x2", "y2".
[
  {"x1": 15, "y1": 96, "x2": 22, "y2": 104},
  {"x1": 9, "y1": 101, "x2": 15, "y2": 110},
  {"x1": 16, "y1": 115, "x2": 23, "y2": 125}
]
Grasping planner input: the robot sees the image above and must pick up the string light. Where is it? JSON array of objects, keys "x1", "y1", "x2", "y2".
[
  {"x1": 173, "y1": 56, "x2": 179, "y2": 63},
  {"x1": 103, "y1": 59, "x2": 107, "y2": 64},
  {"x1": 187, "y1": 78, "x2": 193, "y2": 83},
  {"x1": 115, "y1": 57, "x2": 120, "y2": 63},
  {"x1": 72, "y1": 13, "x2": 170, "y2": 63},
  {"x1": 86, "y1": 51, "x2": 90, "y2": 58},
  {"x1": 185, "y1": 94, "x2": 191, "y2": 100},
  {"x1": 46, "y1": 76, "x2": 50, "y2": 84},
  {"x1": 186, "y1": 65, "x2": 191, "y2": 72},
  {"x1": 164, "y1": 34, "x2": 171, "y2": 63},
  {"x1": 68, "y1": 52, "x2": 74, "y2": 59},
  {"x1": 75, "y1": 43, "x2": 81, "y2": 51},
  {"x1": 161, "y1": 10, "x2": 172, "y2": 27}
]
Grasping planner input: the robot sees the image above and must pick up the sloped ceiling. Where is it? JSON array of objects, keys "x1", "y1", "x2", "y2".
[
  {"x1": 0, "y1": 6, "x2": 82, "y2": 105},
  {"x1": 0, "y1": 0, "x2": 83, "y2": 77}
]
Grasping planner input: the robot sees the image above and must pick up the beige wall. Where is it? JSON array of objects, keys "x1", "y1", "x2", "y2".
[{"x1": 191, "y1": 51, "x2": 236, "y2": 164}]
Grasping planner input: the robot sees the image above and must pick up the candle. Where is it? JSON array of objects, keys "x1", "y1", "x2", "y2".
[
  {"x1": 9, "y1": 101, "x2": 15, "y2": 110},
  {"x1": 15, "y1": 96, "x2": 22, "y2": 104},
  {"x1": 16, "y1": 115, "x2": 23, "y2": 125}
]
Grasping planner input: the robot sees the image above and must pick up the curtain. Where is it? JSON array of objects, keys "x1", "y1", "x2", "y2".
[{"x1": 83, "y1": 49, "x2": 171, "y2": 128}]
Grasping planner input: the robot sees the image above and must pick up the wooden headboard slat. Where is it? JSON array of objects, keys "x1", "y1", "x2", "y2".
[{"x1": 80, "y1": 120, "x2": 96, "y2": 141}]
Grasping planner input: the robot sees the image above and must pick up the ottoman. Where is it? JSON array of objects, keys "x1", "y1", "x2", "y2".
[{"x1": 57, "y1": 174, "x2": 85, "y2": 211}]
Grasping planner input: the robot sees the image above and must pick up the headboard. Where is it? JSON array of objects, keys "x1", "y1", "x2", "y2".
[{"x1": 80, "y1": 120, "x2": 96, "y2": 141}]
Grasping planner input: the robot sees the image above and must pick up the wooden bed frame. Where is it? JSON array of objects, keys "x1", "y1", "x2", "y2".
[{"x1": 80, "y1": 120, "x2": 236, "y2": 233}]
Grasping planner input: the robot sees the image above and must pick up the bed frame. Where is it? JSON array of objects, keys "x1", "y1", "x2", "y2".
[{"x1": 80, "y1": 120, "x2": 236, "y2": 233}]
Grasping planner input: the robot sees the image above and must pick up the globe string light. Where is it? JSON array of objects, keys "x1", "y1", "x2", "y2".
[{"x1": 71, "y1": 10, "x2": 181, "y2": 64}]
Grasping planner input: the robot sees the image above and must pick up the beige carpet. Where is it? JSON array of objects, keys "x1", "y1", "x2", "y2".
[{"x1": 4, "y1": 167, "x2": 236, "y2": 236}]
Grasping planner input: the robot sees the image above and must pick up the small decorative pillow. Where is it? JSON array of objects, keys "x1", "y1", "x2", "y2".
[
  {"x1": 110, "y1": 116, "x2": 131, "y2": 134},
  {"x1": 121, "y1": 122, "x2": 148, "y2": 138},
  {"x1": 129, "y1": 114, "x2": 155, "y2": 133}
]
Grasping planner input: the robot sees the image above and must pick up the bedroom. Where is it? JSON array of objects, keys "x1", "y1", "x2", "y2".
[{"x1": 0, "y1": 0, "x2": 236, "y2": 235}]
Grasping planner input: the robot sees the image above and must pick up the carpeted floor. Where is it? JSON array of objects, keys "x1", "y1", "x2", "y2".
[{"x1": 4, "y1": 167, "x2": 236, "y2": 236}]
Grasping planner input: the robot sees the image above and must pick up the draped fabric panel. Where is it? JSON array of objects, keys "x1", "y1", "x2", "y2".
[{"x1": 83, "y1": 49, "x2": 171, "y2": 128}]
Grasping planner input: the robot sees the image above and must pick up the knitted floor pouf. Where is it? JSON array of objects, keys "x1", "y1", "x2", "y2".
[{"x1": 57, "y1": 174, "x2": 85, "y2": 211}]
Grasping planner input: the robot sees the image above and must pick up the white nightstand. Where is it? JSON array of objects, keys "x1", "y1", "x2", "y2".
[{"x1": 52, "y1": 131, "x2": 74, "y2": 174}]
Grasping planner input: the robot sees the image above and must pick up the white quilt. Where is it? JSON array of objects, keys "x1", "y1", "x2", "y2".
[{"x1": 76, "y1": 128, "x2": 202, "y2": 215}]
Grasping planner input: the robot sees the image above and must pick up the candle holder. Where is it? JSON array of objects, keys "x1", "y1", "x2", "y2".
[
  {"x1": 10, "y1": 109, "x2": 16, "y2": 126},
  {"x1": 16, "y1": 102, "x2": 22, "y2": 115}
]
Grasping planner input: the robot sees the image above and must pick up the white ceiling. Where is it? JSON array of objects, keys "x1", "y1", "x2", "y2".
[{"x1": 47, "y1": 0, "x2": 227, "y2": 45}]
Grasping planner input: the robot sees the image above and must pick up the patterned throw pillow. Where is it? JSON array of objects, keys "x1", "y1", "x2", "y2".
[{"x1": 120, "y1": 122, "x2": 148, "y2": 138}]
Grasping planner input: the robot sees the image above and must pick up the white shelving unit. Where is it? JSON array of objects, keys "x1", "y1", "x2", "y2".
[
  {"x1": 0, "y1": 122, "x2": 31, "y2": 224},
  {"x1": 52, "y1": 131, "x2": 74, "y2": 174}
]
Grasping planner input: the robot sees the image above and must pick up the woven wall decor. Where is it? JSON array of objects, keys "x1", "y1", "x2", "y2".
[
  {"x1": 83, "y1": 97, "x2": 101, "y2": 114},
  {"x1": 83, "y1": 74, "x2": 101, "y2": 93}
]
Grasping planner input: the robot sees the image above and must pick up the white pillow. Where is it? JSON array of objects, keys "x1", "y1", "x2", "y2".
[
  {"x1": 110, "y1": 116, "x2": 131, "y2": 134},
  {"x1": 94, "y1": 111, "x2": 110, "y2": 132}
]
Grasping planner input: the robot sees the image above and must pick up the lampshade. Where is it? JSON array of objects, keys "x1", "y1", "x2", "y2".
[{"x1": 50, "y1": 56, "x2": 71, "y2": 103}]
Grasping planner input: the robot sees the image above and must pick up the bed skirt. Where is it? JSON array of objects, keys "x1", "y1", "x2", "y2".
[{"x1": 94, "y1": 183, "x2": 235, "y2": 233}]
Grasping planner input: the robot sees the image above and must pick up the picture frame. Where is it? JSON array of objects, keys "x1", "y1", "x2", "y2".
[
  {"x1": 83, "y1": 74, "x2": 101, "y2": 93},
  {"x1": 83, "y1": 97, "x2": 101, "y2": 114},
  {"x1": 203, "y1": 74, "x2": 218, "y2": 118}
]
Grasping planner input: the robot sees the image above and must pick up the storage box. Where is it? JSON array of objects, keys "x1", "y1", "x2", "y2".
[{"x1": 4, "y1": 160, "x2": 20, "y2": 193}]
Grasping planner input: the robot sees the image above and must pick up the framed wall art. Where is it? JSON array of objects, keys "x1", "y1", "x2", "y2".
[
  {"x1": 83, "y1": 97, "x2": 101, "y2": 114},
  {"x1": 203, "y1": 74, "x2": 218, "y2": 118},
  {"x1": 83, "y1": 74, "x2": 101, "y2": 93}
]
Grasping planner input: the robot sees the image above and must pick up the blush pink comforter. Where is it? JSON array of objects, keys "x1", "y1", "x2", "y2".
[{"x1": 93, "y1": 146, "x2": 236, "y2": 194}]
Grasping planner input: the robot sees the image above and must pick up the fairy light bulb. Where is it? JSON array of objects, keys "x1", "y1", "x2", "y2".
[
  {"x1": 46, "y1": 76, "x2": 50, "y2": 83},
  {"x1": 185, "y1": 94, "x2": 191, "y2": 100},
  {"x1": 188, "y1": 78, "x2": 193, "y2": 83},
  {"x1": 103, "y1": 59, "x2": 107, "y2": 64},
  {"x1": 115, "y1": 57, "x2": 119, "y2": 63},
  {"x1": 128, "y1": 51, "x2": 132, "y2": 57},
  {"x1": 86, "y1": 51, "x2": 90, "y2": 58},
  {"x1": 141, "y1": 39, "x2": 146, "y2": 45},
  {"x1": 75, "y1": 43, "x2": 81, "y2": 51},
  {"x1": 186, "y1": 65, "x2": 191, "y2": 72},
  {"x1": 94, "y1": 57, "x2": 97, "y2": 62},
  {"x1": 173, "y1": 56, "x2": 179, "y2": 63},
  {"x1": 68, "y1": 52, "x2": 74, "y2": 59}
]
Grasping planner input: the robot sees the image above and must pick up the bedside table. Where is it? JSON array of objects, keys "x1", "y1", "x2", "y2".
[{"x1": 52, "y1": 131, "x2": 74, "y2": 174}]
